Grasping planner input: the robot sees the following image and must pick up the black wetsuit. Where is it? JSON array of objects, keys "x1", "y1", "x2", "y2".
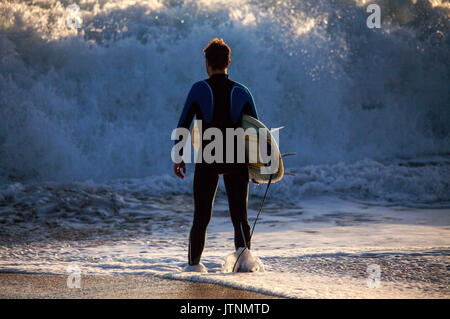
[{"x1": 175, "y1": 73, "x2": 258, "y2": 265}]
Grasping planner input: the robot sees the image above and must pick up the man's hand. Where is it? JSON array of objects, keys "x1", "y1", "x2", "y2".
[{"x1": 174, "y1": 161, "x2": 186, "y2": 180}]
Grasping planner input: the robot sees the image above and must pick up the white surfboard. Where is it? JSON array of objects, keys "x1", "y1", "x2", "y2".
[
  {"x1": 241, "y1": 115, "x2": 284, "y2": 183},
  {"x1": 191, "y1": 116, "x2": 284, "y2": 183}
]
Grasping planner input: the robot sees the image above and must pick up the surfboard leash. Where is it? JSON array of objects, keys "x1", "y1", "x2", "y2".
[
  {"x1": 232, "y1": 176, "x2": 272, "y2": 272},
  {"x1": 231, "y1": 151, "x2": 296, "y2": 271}
]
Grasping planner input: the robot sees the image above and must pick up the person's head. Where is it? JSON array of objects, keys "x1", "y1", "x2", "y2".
[{"x1": 203, "y1": 38, "x2": 231, "y2": 76}]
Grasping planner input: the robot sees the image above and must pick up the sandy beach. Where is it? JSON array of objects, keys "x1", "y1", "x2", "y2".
[{"x1": 0, "y1": 273, "x2": 279, "y2": 299}]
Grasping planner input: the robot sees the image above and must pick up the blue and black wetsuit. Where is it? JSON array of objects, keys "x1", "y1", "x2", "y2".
[{"x1": 176, "y1": 73, "x2": 258, "y2": 265}]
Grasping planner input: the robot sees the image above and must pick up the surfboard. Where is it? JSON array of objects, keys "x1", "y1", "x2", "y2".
[
  {"x1": 240, "y1": 115, "x2": 284, "y2": 183},
  {"x1": 191, "y1": 116, "x2": 284, "y2": 183}
]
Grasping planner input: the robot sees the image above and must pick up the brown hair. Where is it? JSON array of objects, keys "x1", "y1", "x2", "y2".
[{"x1": 203, "y1": 38, "x2": 231, "y2": 70}]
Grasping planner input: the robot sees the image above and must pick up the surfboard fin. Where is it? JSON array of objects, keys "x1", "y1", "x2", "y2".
[
  {"x1": 270, "y1": 126, "x2": 285, "y2": 133},
  {"x1": 284, "y1": 172, "x2": 297, "y2": 176},
  {"x1": 281, "y1": 152, "x2": 296, "y2": 157}
]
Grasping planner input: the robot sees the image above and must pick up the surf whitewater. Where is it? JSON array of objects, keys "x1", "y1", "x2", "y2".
[{"x1": 0, "y1": 0, "x2": 449, "y2": 298}]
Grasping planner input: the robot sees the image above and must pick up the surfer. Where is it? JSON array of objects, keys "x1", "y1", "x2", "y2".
[{"x1": 173, "y1": 38, "x2": 259, "y2": 271}]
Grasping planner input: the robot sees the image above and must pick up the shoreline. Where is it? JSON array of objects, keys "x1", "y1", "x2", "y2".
[{"x1": 0, "y1": 273, "x2": 280, "y2": 299}]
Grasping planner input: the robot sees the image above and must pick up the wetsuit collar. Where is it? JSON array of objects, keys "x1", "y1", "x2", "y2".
[{"x1": 209, "y1": 73, "x2": 229, "y2": 79}]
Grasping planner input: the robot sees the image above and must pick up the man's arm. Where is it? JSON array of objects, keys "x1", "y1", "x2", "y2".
[
  {"x1": 231, "y1": 83, "x2": 258, "y2": 122},
  {"x1": 242, "y1": 102, "x2": 257, "y2": 119},
  {"x1": 173, "y1": 85, "x2": 199, "y2": 179},
  {"x1": 174, "y1": 85, "x2": 200, "y2": 151},
  {"x1": 243, "y1": 85, "x2": 258, "y2": 119},
  {"x1": 240, "y1": 87, "x2": 260, "y2": 184},
  {"x1": 177, "y1": 87, "x2": 199, "y2": 133}
]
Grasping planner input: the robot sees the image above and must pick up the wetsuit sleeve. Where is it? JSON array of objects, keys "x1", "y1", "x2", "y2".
[
  {"x1": 242, "y1": 87, "x2": 258, "y2": 120},
  {"x1": 177, "y1": 86, "x2": 199, "y2": 131},
  {"x1": 174, "y1": 85, "x2": 199, "y2": 157},
  {"x1": 231, "y1": 84, "x2": 259, "y2": 123},
  {"x1": 242, "y1": 102, "x2": 258, "y2": 119}
]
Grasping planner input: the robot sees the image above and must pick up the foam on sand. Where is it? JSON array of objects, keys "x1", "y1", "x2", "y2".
[{"x1": 222, "y1": 248, "x2": 265, "y2": 273}]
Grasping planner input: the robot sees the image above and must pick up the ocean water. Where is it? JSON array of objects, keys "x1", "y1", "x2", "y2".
[
  {"x1": 1, "y1": 185, "x2": 449, "y2": 298},
  {"x1": 0, "y1": 0, "x2": 449, "y2": 298}
]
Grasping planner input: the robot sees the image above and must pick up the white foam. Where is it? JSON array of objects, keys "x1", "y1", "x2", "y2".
[
  {"x1": 184, "y1": 263, "x2": 208, "y2": 273},
  {"x1": 0, "y1": 0, "x2": 449, "y2": 183},
  {"x1": 222, "y1": 247, "x2": 265, "y2": 273}
]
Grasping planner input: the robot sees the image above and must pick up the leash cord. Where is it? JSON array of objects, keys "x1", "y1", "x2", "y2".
[{"x1": 232, "y1": 176, "x2": 272, "y2": 272}]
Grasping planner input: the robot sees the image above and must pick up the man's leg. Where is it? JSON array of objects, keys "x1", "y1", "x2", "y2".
[
  {"x1": 189, "y1": 164, "x2": 219, "y2": 265},
  {"x1": 223, "y1": 165, "x2": 251, "y2": 250}
]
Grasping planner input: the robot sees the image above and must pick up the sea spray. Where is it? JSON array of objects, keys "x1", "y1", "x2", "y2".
[{"x1": 0, "y1": 0, "x2": 448, "y2": 183}]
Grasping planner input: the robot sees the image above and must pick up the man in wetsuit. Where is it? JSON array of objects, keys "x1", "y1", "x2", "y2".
[{"x1": 173, "y1": 38, "x2": 259, "y2": 272}]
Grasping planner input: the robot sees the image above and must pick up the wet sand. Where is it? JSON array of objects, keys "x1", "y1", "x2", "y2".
[{"x1": 0, "y1": 273, "x2": 280, "y2": 299}]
